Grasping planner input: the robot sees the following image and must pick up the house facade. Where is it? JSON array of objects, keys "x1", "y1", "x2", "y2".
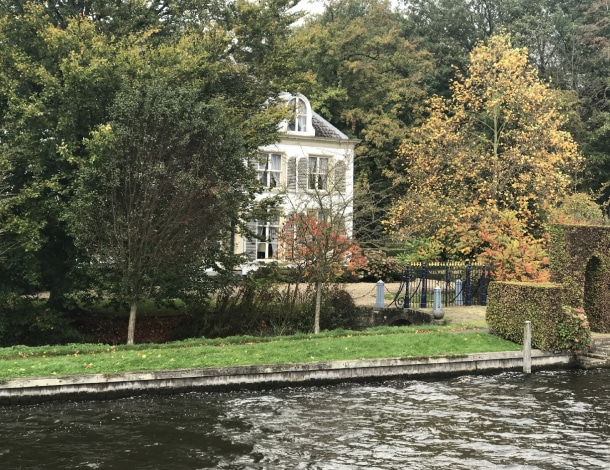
[{"x1": 235, "y1": 94, "x2": 359, "y2": 265}]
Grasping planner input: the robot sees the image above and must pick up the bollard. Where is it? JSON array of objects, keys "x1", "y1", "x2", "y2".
[
  {"x1": 455, "y1": 279, "x2": 463, "y2": 306},
  {"x1": 523, "y1": 321, "x2": 532, "y2": 374},
  {"x1": 432, "y1": 286, "x2": 444, "y2": 320},
  {"x1": 375, "y1": 280, "x2": 385, "y2": 309}
]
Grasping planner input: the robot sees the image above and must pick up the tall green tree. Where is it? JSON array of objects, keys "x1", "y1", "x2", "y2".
[
  {"x1": 0, "y1": 0, "x2": 300, "y2": 315},
  {"x1": 69, "y1": 74, "x2": 255, "y2": 343},
  {"x1": 402, "y1": 0, "x2": 590, "y2": 94},
  {"x1": 0, "y1": 4, "x2": 124, "y2": 303},
  {"x1": 294, "y1": 0, "x2": 434, "y2": 247},
  {"x1": 576, "y1": 0, "x2": 610, "y2": 214}
]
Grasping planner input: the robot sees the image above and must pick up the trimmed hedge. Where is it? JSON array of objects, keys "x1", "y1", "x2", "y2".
[
  {"x1": 548, "y1": 224, "x2": 610, "y2": 333},
  {"x1": 487, "y1": 281, "x2": 564, "y2": 351}
]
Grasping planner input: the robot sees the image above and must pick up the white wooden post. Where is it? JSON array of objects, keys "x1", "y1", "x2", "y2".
[{"x1": 523, "y1": 321, "x2": 532, "y2": 374}]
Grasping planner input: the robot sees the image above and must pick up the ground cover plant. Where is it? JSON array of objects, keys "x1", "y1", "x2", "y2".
[{"x1": 0, "y1": 326, "x2": 521, "y2": 380}]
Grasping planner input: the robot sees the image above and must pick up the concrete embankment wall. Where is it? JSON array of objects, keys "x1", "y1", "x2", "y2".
[{"x1": 0, "y1": 350, "x2": 574, "y2": 405}]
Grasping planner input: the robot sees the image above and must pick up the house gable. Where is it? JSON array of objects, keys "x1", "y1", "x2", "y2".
[{"x1": 238, "y1": 94, "x2": 359, "y2": 264}]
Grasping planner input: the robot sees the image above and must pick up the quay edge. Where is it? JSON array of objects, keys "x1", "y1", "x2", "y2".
[{"x1": 0, "y1": 350, "x2": 577, "y2": 406}]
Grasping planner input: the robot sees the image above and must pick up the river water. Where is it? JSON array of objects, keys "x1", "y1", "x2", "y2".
[{"x1": 1, "y1": 369, "x2": 609, "y2": 469}]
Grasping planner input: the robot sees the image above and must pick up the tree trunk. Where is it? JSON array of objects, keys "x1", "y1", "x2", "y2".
[
  {"x1": 314, "y1": 280, "x2": 322, "y2": 334},
  {"x1": 127, "y1": 301, "x2": 138, "y2": 344}
]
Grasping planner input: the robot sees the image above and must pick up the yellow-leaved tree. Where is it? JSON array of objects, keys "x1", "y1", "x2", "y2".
[{"x1": 386, "y1": 33, "x2": 582, "y2": 281}]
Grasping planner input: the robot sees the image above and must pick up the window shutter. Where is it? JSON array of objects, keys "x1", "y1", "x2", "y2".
[
  {"x1": 334, "y1": 159, "x2": 346, "y2": 194},
  {"x1": 287, "y1": 156, "x2": 296, "y2": 191},
  {"x1": 297, "y1": 157, "x2": 308, "y2": 191},
  {"x1": 244, "y1": 221, "x2": 258, "y2": 259}
]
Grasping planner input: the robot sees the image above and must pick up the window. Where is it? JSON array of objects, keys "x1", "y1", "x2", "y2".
[
  {"x1": 287, "y1": 97, "x2": 308, "y2": 133},
  {"x1": 256, "y1": 215, "x2": 280, "y2": 260},
  {"x1": 308, "y1": 156, "x2": 329, "y2": 190},
  {"x1": 257, "y1": 153, "x2": 281, "y2": 189}
]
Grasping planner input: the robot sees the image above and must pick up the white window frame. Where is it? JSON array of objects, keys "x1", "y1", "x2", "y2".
[
  {"x1": 288, "y1": 97, "x2": 308, "y2": 133},
  {"x1": 257, "y1": 152, "x2": 282, "y2": 189},
  {"x1": 255, "y1": 215, "x2": 280, "y2": 260},
  {"x1": 308, "y1": 156, "x2": 329, "y2": 191}
]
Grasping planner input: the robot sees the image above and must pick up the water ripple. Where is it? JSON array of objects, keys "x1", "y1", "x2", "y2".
[{"x1": 1, "y1": 370, "x2": 610, "y2": 469}]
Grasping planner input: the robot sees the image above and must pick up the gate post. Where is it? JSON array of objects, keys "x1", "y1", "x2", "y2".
[
  {"x1": 480, "y1": 264, "x2": 488, "y2": 306},
  {"x1": 403, "y1": 263, "x2": 411, "y2": 309},
  {"x1": 465, "y1": 261, "x2": 472, "y2": 306},
  {"x1": 523, "y1": 321, "x2": 532, "y2": 374},
  {"x1": 420, "y1": 262, "x2": 428, "y2": 308},
  {"x1": 444, "y1": 265, "x2": 450, "y2": 307}
]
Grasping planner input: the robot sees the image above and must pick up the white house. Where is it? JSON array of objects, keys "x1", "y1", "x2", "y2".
[{"x1": 236, "y1": 93, "x2": 359, "y2": 264}]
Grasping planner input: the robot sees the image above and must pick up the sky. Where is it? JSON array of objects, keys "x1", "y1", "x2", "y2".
[{"x1": 294, "y1": 0, "x2": 326, "y2": 15}]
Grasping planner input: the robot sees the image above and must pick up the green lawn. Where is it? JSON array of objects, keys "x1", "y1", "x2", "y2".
[{"x1": 0, "y1": 325, "x2": 521, "y2": 380}]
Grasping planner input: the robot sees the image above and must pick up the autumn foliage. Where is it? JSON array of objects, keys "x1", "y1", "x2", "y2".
[
  {"x1": 386, "y1": 34, "x2": 582, "y2": 281},
  {"x1": 279, "y1": 214, "x2": 366, "y2": 281},
  {"x1": 279, "y1": 213, "x2": 366, "y2": 334}
]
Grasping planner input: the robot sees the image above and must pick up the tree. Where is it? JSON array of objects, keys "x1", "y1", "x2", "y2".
[
  {"x1": 0, "y1": 3, "x2": 128, "y2": 304},
  {"x1": 279, "y1": 214, "x2": 365, "y2": 334},
  {"x1": 0, "y1": 156, "x2": 14, "y2": 260},
  {"x1": 576, "y1": 0, "x2": 610, "y2": 215},
  {"x1": 402, "y1": 0, "x2": 591, "y2": 93},
  {"x1": 293, "y1": 0, "x2": 434, "y2": 247},
  {"x1": 401, "y1": 0, "x2": 609, "y2": 215},
  {"x1": 278, "y1": 159, "x2": 365, "y2": 334},
  {"x1": 0, "y1": 0, "x2": 301, "y2": 316},
  {"x1": 386, "y1": 33, "x2": 582, "y2": 279},
  {"x1": 68, "y1": 75, "x2": 257, "y2": 343}
]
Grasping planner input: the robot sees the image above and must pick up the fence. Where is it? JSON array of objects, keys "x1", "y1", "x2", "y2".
[{"x1": 391, "y1": 262, "x2": 492, "y2": 308}]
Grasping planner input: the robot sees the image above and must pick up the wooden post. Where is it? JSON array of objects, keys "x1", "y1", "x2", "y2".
[{"x1": 523, "y1": 321, "x2": 532, "y2": 374}]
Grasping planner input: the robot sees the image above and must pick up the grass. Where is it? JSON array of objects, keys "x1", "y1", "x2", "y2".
[{"x1": 0, "y1": 325, "x2": 521, "y2": 380}]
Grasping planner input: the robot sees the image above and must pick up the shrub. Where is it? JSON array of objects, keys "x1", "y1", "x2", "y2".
[
  {"x1": 487, "y1": 281, "x2": 564, "y2": 351},
  {"x1": 556, "y1": 306, "x2": 591, "y2": 353},
  {"x1": 321, "y1": 286, "x2": 359, "y2": 331},
  {"x1": 199, "y1": 275, "x2": 360, "y2": 338},
  {"x1": 358, "y1": 249, "x2": 402, "y2": 282},
  {"x1": 0, "y1": 291, "x2": 82, "y2": 347}
]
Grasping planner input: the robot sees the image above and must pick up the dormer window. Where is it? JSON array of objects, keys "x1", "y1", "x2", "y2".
[
  {"x1": 282, "y1": 93, "x2": 315, "y2": 136},
  {"x1": 288, "y1": 97, "x2": 308, "y2": 133}
]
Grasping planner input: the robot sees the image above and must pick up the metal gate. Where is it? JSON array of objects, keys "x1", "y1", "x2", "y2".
[{"x1": 391, "y1": 262, "x2": 492, "y2": 308}]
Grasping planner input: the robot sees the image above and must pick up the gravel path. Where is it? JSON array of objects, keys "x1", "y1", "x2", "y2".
[{"x1": 342, "y1": 282, "x2": 487, "y2": 326}]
